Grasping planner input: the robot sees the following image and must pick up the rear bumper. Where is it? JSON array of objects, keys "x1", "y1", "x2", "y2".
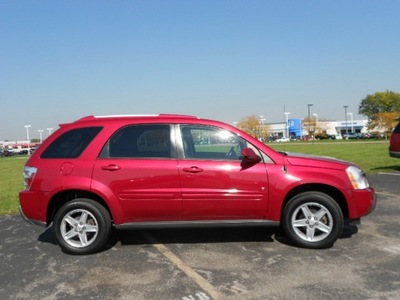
[
  {"x1": 19, "y1": 190, "x2": 49, "y2": 227},
  {"x1": 19, "y1": 206, "x2": 46, "y2": 227}
]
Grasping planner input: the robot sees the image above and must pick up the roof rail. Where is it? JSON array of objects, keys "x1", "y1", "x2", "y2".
[
  {"x1": 76, "y1": 114, "x2": 198, "y2": 122},
  {"x1": 158, "y1": 114, "x2": 198, "y2": 118},
  {"x1": 93, "y1": 114, "x2": 158, "y2": 118}
]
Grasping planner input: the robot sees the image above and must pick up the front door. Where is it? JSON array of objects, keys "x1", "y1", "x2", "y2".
[{"x1": 178, "y1": 125, "x2": 269, "y2": 220}]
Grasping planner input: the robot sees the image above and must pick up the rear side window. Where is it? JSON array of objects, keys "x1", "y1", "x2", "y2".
[
  {"x1": 41, "y1": 127, "x2": 102, "y2": 158},
  {"x1": 103, "y1": 124, "x2": 171, "y2": 158}
]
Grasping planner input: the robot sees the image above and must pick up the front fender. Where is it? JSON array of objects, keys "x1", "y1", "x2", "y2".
[{"x1": 266, "y1": 165, "x2": 350, "y2": 221}]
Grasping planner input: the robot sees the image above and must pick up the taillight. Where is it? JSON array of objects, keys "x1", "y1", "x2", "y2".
[{"x1": 23, "y1": 166, "x2": 37, "y2": 190}]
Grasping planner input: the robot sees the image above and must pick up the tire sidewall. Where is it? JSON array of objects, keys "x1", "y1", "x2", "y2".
[
  {"x1": 53, "y1": 199, "x2": 111, "y2": 255},
  {"x1": 283, "y1": 192, "x2": 344, "y2": 249}
]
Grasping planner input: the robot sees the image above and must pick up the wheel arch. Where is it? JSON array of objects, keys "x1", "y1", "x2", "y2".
[
  {"x1": 282, "y1": 184, "x2": 349, "y2": 220},
  {"x1": 47, "y1": 190, "x2": 112, "y2": 226}
]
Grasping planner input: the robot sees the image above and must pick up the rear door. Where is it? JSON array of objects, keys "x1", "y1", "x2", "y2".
[
  {"x1": 177, "y1": 124, "x2": 269, "y2": 220},
  {"x1": 92, "y1": 124, "x2": 181, "y2": 223}
]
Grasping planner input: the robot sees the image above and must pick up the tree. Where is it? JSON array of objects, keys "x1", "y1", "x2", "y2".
[
  {"x1": 303, "y1": 116, "x2": 317, "y2": 138},
  {"x1": 358, "y1": 90, "x2": 400, "y2": 132},
  {"x1": 374, "y1": 111, "x2": 399, "y2": 139},
  {"x1": 237, "y1": 114, "x2": 270, "y2": 141}
]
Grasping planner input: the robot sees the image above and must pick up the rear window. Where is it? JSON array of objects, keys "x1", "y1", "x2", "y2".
[{"x1": 41, "y1": 127, "x2": 102, "y2": 158}]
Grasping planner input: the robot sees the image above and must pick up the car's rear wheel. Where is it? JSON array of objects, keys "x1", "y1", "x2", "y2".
[
  {"x1": 53, "y1": 199, "x2": 111, "y2": 255},
  {"x1": 282, "y1": 192, "x2": 344, "y2": 249}
]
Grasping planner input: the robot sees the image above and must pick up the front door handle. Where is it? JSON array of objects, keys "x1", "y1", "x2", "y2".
[
  {"x1": 183, "y1": 166, "x2": 203, "y2": 173},
  {"x1": 101, "y1": 164, "x2": 121, "y2": 171}
]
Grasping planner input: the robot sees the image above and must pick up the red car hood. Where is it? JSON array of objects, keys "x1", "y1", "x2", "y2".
[{"x1": 282, "y1": 152, "x2": 352, "y2": 170}]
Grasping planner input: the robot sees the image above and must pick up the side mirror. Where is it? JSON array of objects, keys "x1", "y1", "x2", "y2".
[{"x1": 241, "y1": 148, "x2": 261, "y2": 164}]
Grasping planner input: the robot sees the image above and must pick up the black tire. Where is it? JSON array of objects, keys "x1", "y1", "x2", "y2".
[
  {"x1": 282, "y1": 191, "x2": 344, "y2": 249},
  {"x1": 53, "y1": 199, "x2": 111, "y2": 255}
]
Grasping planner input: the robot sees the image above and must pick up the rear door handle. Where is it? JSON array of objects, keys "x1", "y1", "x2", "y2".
[
  {"x1": 183, "y1": 166, "x2": 203, "y2": 173},
  {"x1": 101, "y1": 164, "x2": 121, "y2": 171}
]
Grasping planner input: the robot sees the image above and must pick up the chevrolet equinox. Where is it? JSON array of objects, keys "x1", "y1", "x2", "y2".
[{"x1": 19, "y1": 114, "x2": 376, "y2": 254}]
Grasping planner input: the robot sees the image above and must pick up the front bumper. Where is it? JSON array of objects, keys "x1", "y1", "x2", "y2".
[
  {"x1": 348, "y1": 187, "x2": 376, "y2": 219},
  {"x1": 389, "y1": 150, "x2": 400, "y2": 158}
]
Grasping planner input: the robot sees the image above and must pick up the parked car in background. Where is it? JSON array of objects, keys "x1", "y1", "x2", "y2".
[
  {"x1": 362, "y1": 133, "x2": 379, "y2": 139},
  {"x1": 19, "y1": 150, "x2": 29, "y2": 155},
  {"x1": 329, "y1": 134, "x2": 343, "y2": 140},
  {"x1": 19, "y1": 114, "x2": 376, "y2": 254},
  {"x1": 389, "y1": 120, "x2": 400, "y2": 158},
  {"x1": 275, "y1": 137, "x2": 290, "y2": 142},
  {"x1": 3, "y1": 150, "x2": 16, "y2": 156},
  {"x1": 343, "y1": 132, "x2": 361, "y2": 139}
]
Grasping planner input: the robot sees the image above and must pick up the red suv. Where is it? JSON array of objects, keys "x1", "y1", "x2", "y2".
[
  {"x1": 19, "y1": 114, "x2": 376, "y2": 254},
  {"x1": 389, "y1": 120, "x2": 400, "y2": 158}
]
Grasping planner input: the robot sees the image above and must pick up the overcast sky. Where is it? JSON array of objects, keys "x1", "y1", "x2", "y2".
[{"x1": 1, "y1": 0, "x2": 399, "y2": 140}]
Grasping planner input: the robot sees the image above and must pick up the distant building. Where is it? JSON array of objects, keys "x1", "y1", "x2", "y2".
[
  {"x1": 0, "y1": 140, "x2": 39, "y2": 153},
  {"x1": 264, "y1": 118, "x2": 371, "y2": 139}
]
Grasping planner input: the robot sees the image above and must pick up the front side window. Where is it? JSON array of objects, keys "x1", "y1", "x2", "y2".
[
  {"x1": 41, "y1": 127, "x2": 102, "y2": 159},
  {"x1": 105, "y1": 124, "x2": 171, "y2": 158},
  {"x1": 180, "y1": 125, "x2": 249, "y2": 160}
]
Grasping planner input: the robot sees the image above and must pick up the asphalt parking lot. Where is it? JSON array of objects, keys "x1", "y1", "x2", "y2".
[{"x1": 1, "y1": 173, "x2": 399, "y2": 300}]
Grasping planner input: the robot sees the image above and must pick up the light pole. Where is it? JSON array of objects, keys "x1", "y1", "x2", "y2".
[
  {"x1": 344, "y1": 105, "x2": 348, "y2": 135},
  {"x1": 348, "y1": 112, "x2": 353, "y2": 133},
  {"x1": 38, "y1": 129, "x2": 44, "y2": 143},
  {"x1": 284, "y1": 112, "x2": 291, "y2": 138},
  {"x1": 24, "y1": 125, "x2": 31, "y2": 154},
  {"x1": 46, "y1": 127, "x2": 53, "y2": 136},
  {"x1": 307, "y1": 104, "x2": 313, "y2": 138},
  {"x1": 313, "y1": 113, "x2": 318, "y2": 137},
  {"x1": 308, "y1": 104, "x2": 313, "y2": 121},
  {"x1": 259, "y1": 115, "x2": 265, "y2": 141}
]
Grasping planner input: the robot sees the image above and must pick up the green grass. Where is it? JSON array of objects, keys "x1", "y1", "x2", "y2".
[
  {"x1": 268, "y1": 140, "x2": 400, "y2": 174},
  {"x1": 0, "y1": 156, "x2": 26, "y2": 215},
  {"x1": 1, "y1": 141, "x2": 399, "y2": 215}
]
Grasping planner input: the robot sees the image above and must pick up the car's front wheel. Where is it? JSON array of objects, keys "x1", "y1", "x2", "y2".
[
  {"x1": 53, "y1": 199, "x2": 111, "y2": 255},
  {"x1": 282, "y1": 192, "x2": 344, "y2": 249}
]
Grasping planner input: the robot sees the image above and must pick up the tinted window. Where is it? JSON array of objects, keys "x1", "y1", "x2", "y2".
[
  {"x1": 393, "y1": 122, "x2": 400, "y2": 133},
  {"x1": 106, "y1": 124, "x2": 171, "y2": 158},
  {"x1": 41, "y1": 127, "x2": 102, "y2": 158},
  {"x1": 180, "y1": 125, "x2": 248, "y2": 160}
]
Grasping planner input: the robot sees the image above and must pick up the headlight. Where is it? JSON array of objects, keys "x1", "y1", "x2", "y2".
[{"x1": 346, "y1": 166, "x2": 369, "y2": 189}]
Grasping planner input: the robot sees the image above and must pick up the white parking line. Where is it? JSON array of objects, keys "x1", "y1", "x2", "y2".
[
  {"x1": 376, "y1": 191, "x2": 399, "y2": 197},
  {"x1": 384, "y1": 245, "x2": 400, "y2": 255},
  {"x1": 141, "y1": 231, "x2": 220, "y2": 300},
  {"x1": 378, "y1": 172, "x2": 400, "y2": 176}
]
